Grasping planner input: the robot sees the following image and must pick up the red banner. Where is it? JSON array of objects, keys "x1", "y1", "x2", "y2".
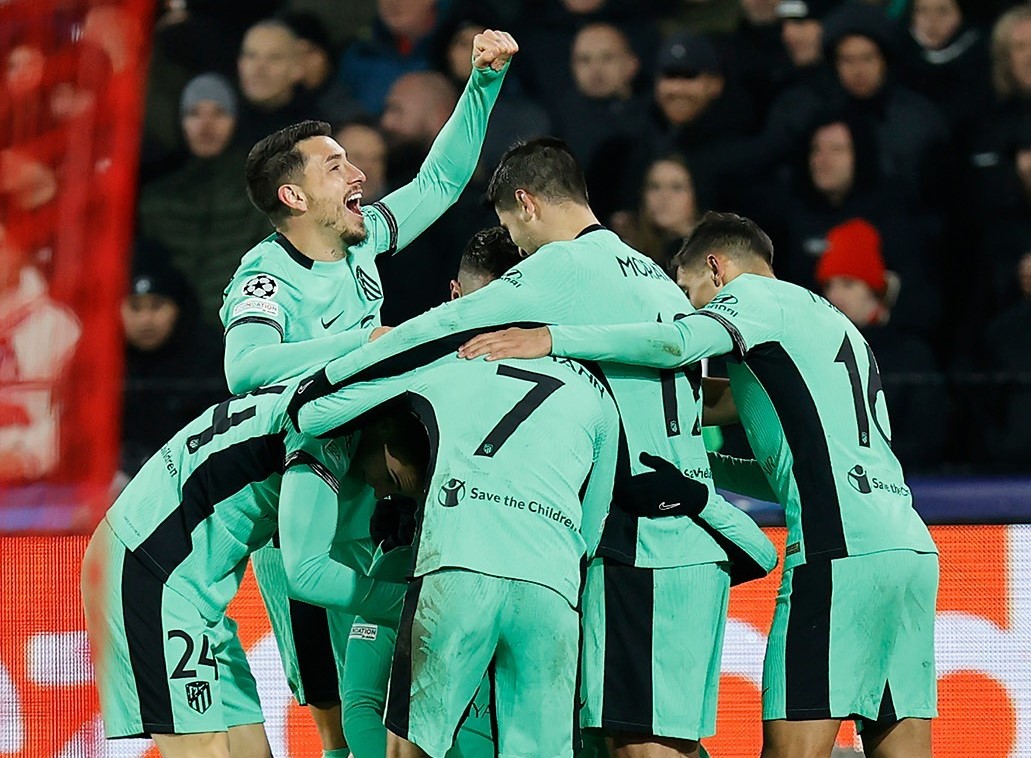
[
  {"x1": 3, "y1": 527, "x2": 1027, "y2": 756},
  {"x1": 0, "y1": 0, "x2": 152, "y2": 527}
]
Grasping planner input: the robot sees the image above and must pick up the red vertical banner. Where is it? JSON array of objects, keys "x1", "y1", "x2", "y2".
[{"x1": 0, "y1": 0, "x2": 153, "y2": 531}]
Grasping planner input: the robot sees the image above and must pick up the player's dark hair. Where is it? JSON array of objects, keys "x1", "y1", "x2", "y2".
[
  {"x1": 246, "y1": 119, "x2": 332, "y2": 223},
  {"x1": 673, "y1": 211, "x2": 774, "y2": 271},
  {"x1": 365, "y1": 409, "x2": 431, "y2": 476},
  {"x1": 458, "y1": 226, "x2": 523, "y2": 279},
  {"x1": 486, "y1": 137, "x2": 589, "y2": 211}
]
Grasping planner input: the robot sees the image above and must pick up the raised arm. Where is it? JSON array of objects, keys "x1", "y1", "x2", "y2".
[
  {"x1": 277, "y1": 442, "x2": 405, "y2": 626},
  {"x1": 369, "y1": 31, "x2": 517, "y2": 256}
]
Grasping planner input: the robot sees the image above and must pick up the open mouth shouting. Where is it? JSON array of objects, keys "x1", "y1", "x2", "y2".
[{"x1": 345, "y1": 190, "x2": 362, "y2": 217}]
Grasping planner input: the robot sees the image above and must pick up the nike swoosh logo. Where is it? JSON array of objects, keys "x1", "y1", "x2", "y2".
[
  {"x1": 658, "y1": 501, "x2": 681, "y2": 511},
  {"x1": 298, "y1": 380, "x2": 314, "y2": 394},
  {"x1": 321, "y1": 311, "x2": 344, "y2": 329}
]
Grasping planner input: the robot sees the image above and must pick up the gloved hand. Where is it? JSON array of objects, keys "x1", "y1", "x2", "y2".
[
  {"x1": 614, "y1": 453, "x2": 709, "y2": 518},
  {"x1": 370, "y1": 495, "x2": 418, "y2": 552}
]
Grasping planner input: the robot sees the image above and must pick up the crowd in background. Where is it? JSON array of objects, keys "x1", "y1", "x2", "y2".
[{"x1": 6, "y1": 0, "x2": 1031, "y2": 479}]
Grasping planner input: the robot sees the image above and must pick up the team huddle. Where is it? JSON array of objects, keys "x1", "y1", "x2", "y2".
[{"x1": 82, "y1": 30, "x2": 939, "y2": 758}]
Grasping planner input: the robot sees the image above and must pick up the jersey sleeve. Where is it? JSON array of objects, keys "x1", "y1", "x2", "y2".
[
  {"x1": 549, "y1": 275, "x2": 783, "y2": 368},
  {"x1": 278, "y1": 432, "x2": 405, "y2": 626},
  {"x1": 580, "y1": 401, "x2": 618, "y2": 559},
  {"x1": 362, "y1": 65, "x2": 508, "y2": 257},
  {"x1": 548, "y1": 316, "x2": 735, "y2": 369},
  {"x1": 291, "y1": 252, "x2": 579, "y2": 435},
  {"x1": 223, "y1": 321, "x2": 374, "y2": 395}
]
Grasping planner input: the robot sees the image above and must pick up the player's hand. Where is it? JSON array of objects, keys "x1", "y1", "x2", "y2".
[
  {"x1": 369, "y1": 495, "x2": 418, "y2": 553},
  {"x1": 370, "y1": 326, "x2": 392, "y2": 341},
  {"x1": 472, "y1": 29, "x2": 519, "y2": 72},
  {"x1": 458, "y1": 327, "x2": 552, "y2": 361},
  {"x1": 614, "y1": 453, "x2": 709, "y2": 519}
]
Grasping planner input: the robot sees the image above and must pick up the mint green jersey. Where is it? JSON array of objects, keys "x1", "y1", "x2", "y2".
[
  {"x1": 548, "y1": 274, "x2": 938, "y2": 570},
  {"x1": 294, "y1": 354, "x2": 619, "y2": 607},
  {"x1": 104, "y1": 386, "x2": 404, "y2": 625},
  {"x1": 288, "y1": 227, "x2": 773, "y2": 571},
  {"x1": 219, "y1": 65, "x2": 509, "y2": 395}
]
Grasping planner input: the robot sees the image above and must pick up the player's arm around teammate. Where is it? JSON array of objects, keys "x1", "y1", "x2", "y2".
[{"x1": 460, "y1": 213, "x2": 938, "y2": 758}]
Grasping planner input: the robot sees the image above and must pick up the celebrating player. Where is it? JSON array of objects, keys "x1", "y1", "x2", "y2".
[
  {"x1": 289, "y1": 139, "x2": 778, "y2": 758},
  {"x1": 218, "y1": 29, "x2": 518, "y2": 757},
  {"x1": 80, "y1": 384, "x2": 410, "y2": 758},
  {"x1": 460, "y1": 211, "x2": 939, "y2": 758}
]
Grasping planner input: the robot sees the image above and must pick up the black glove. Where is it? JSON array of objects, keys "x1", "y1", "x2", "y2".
[
  {"x1": 614, "y1": 453, "x2": 709, "y2": 518},
  {"x1": 370, "y1": 495, "x2": 418, "y2": 553}
]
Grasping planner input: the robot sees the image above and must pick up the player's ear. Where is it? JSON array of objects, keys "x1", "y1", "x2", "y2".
[
  {"x1": 449, "y1": 279, "x2": 462, "y2": 300},
  {"x1": 278, "y1": 184, "x2": 307, "y2": 214},
  {"x1": 515, "y1": 189, "x2": 535, "y2": 220}
]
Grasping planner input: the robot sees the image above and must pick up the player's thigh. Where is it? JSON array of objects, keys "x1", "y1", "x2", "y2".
[
  {"x1": 152, "y1": 731, "x2": 231, "y2": 758},
  {"x1": 760, "y1": 719, "x2": 842, "y2": 758},
  {"x1": 582, "y1": 558, "x2": 730, "y2": 742},
  {"x1": 608, "y1": 733, "x2": 701, "y2": 758},
  {"x1": 491, "y1": 578, "x2": 579, "y2": 758},
  {"x1": 386, "y1": 570, "x2": 502, "y2": 758},
  {"x1": 387, "y1": 730, "x2": 431, "y2": 758},
  {"x1": 250, "y1": 544, "x2": 342, "y2": 707},
  {"x1": 860, "y1": 717, "x2": 932, "y2": 758},
  {"x1": 448, "y1": 672, "x2": 495, "y2": 758},
  {"x1": 226, "y1": 722, "x2": 273, "y2": 758}
]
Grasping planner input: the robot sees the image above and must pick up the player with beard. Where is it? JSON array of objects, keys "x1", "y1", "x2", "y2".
[{"x1": 218, "y1": 30, "x2": 518, "y2": 758}]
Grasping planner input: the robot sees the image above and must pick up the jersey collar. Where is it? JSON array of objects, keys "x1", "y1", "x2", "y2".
[
  {"x1": 274, "y1": 232, "x2": 314, "y2": 270},
  {"x1": 576, "y1": 224, "x2": 606, "y2": 239}
]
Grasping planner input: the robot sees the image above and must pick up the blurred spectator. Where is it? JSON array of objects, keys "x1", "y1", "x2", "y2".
[
  {"x1": 380, "y1": 70, "x2": 458, "y2": 184},
  {"x1": 0, "y1": 224, "x2": 81, "y2": 482},
  {"x1": 120, "y1": 251, "x2": 226, "y2": 477},
  {"x1": 1, "y1": 42, "x2": 48, "y2": 147},
  {"x1": 722, "y1": 0, "x2": 793, "y2": 122},
  {"x1": 137, "y1": 73, "x2": 271, "y2": 323},
  {"x1": 338, "y1": 0, "x2": 443, "y2": 115},
  {"x1": 554, "y1": 23, "x2": 647, "y2": 218},
  {"x1": 968, "y1": 5, "x2": 1031, "y2": 219},
  {"x1": 625, "y1": 155, "x2": 701, "y2": 269},
  {"x1": 822, "y1": 2, "x2": 950, "y2": 204},
  {"x1": 760, "y1": 117, "x2": 941, "y2": 335},
  {"x1": 280, "y1": 11, "x2": 365, "y2": 125},
  {"x1": 235, "y1": 18, "x2": 308, "y2": 146},
  {"x1": 439, "y1": 18, "x2": 551, "y2": 170},
  {"x1": 896, "y1": 0, "x2": 990, "y2": 136},
  {"x1": 777, "y1": 0, "x2": 835, "y2": 77},
  {"x1": 966, "y1": 6, "x2": 1031, "y2": 308},
  {"x1": 815, "y1": 218, "x2": 948, "y2": 467},
  {"x1": 656, "y1": 0, "x2": 742, "y2": 35},
  {"x1": 516, "y1": 0, "x2": 661, "y2": 115},
  {"x1": 627, "y1": 30, "x2": 757, "y2": 210},
  {"x1": 335, "y1": 119, "x2": 390, "y2": 202},
  {"x1": 982, "y1": 251, "x2": 1031, "y2": 468}
]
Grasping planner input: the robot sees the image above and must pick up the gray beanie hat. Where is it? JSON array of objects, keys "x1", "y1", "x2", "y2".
[{"x1": 180, "y1": 73, "x2": 237, "y2": 119}]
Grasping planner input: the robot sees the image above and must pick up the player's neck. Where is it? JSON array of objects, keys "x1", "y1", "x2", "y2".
[
  {"x1": 276, "y1": 223, "x2": 346, "y2": 263},
  {"x1": 724, "y1": 261, "x2": 775, "y2": 284},
  {"x1": 539, "y1": 203, "x2": 600, "y2": 246}
]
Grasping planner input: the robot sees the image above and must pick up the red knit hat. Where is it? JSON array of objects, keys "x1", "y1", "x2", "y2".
[{"x1": 815, "y1": 218, "x2": 887, "y2": 294}]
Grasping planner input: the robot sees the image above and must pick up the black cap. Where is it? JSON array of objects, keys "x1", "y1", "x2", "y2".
[
  {"x1": 822, "y1": 2, "x2": 897, "y2": 58},
  {"x1": 129, "y1": 249, "x2": 190, "y2": 305},
  {"x1": 279, "y1": 11, "x2": 334, "y2": 55},
  {"x1": 656, "y1": 32, "x2": 721, "y2": 77}
]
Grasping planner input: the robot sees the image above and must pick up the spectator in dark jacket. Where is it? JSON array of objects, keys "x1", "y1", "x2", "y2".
[
  {"x1": 761, "y1": 116, "x2": 942, "y2": 336},
  {"x1": 120, "y1": 251, "x2": 226, "y2": 477},
  {"x1": 896, "y1": 0, "x2": 991, "y2": 137},
  {"x1": 816, "y1": 218, "x2": 949, "y2": 468},
  {"x1": 625, "y1": 154, "x2": 701, "y2": 270},
  {"x1": 982, "y1": 250, "x2": 1031, "y2": 468},
  {"x1": 235, "y1": 18, "x2": 311, "y2": 146},
  {"x1": 338, "y1": 0, "x2": 443, "y2": 115},
  {"x1": 280, "y1": 11, "x2": 365, "y2": 125},
  {"x1": 137, "y1": 73, "x2": 271, "y2": 324}
]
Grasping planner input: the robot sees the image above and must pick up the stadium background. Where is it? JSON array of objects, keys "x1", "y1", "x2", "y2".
[{"x1": 1, "y1": 0, "x2": 1030, "y2": 755}]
